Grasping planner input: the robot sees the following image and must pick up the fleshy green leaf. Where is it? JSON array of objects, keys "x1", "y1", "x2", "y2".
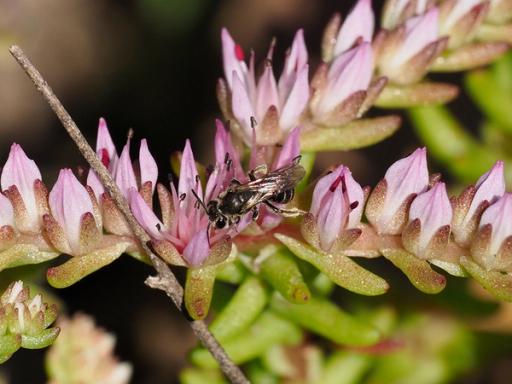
[
  {"x1": 430, "y1": 42, "x2": 508, "y2": 72},
  {"x1": 47, "y1": 243, "x2": 130, "y2": 288},
  {"x1": 21, "y1": 327, "x2": 60, "y2": 349},
  {"x1": 259, "y1": 248, "x2": 310, "y2": 303},
  {"x1": 276, "y1": 234, "x2": 388, "y2": 296},
  {"x1": 190, "y1": 311, "x2": 302, "y2": 368},
  {"x1": 185, "y1": 265, "x2": 217, "y2": 320},
  {"x1": 209, "y1": 276, "x2": 268, "y2": 342},
  {"x1": 300, "y1": 116, "x2": 401, "y2": 151},
  {"x1": 460, "y1": 256, "x2": 512, "y2": 301},
  {"x1": 296, "y1": 151, "x2": 316, "y2": 193},
  {"x1": 320, "y1": 352, "x2": 372, "y2": 384},
  {"x1": 375, "y1": 82, "x2": 459, "y2": 108},
  {"x1": 381, "y1": 248, "x2": 446, "y2": 294},
  {"x1": 180, "y1": 368, "x2": 227, "y2": 384},
  {"x1": 0, "y1": 244, "x2": 59, "y2": 272},
  {"x1": 215, "y1": 260, "x2": 247, "y2": 284},
  {"x1": 0, "y1": 334, "x2": 21, "y2": 364},
  {"x1": 271, "y1": 294, "x2": 380, "y2": 346}
]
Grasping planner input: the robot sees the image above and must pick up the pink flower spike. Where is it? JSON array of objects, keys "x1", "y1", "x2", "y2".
[
  {"x1": 1, "y1": 143, "x2": 43, "y2": 231},
  {"x1": 49, "y1": 169, "x2": 97, "y2": 253},
  {"x1": 115, "y1": 140, "x2": 137, "y2": 199},
  {"x1": 466, "y1": 161, "x2": 505, "y2": 225},
  {"x1": 129, "y1": 188, "x2": 164, "y2": 240},
  {"x1": 0, "y1": 193, "x2": 14, "y2": 227},
  {"x1": 408, "y1": 182, "x2": 452, "y2": 251},
  {"x1": 139, "y1": 139, "x2": 158, "y2": 193},
  {"x1": 480, "y1": 193, "x2": 512, "y2": 256},
  {"x1": 255, "y1": 64, "x2": 280, "y2": 120},
  {"x1": 334, "y1": 0, "x2": 375, "y2": 56},
  {"x1": 272, "y1": 128, "x2": 301, "y2": 170},
  {"x1": 183, "y1": 230, "x2": 211, "y2": 266},
  {"x1": 221, "y1": 28, "x2": 247, "y2": 89},
  {"x1": 279, "y1": 29, "x2": 309, "y2": 102}
]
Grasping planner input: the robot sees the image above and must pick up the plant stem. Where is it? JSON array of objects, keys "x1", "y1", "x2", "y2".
[{"x1": 9, "y1": 44, "x2": 249, "y2": 384}]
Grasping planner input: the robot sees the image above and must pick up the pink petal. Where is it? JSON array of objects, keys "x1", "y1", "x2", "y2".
[
  {"x1": 465, "y1": 161, "x2": 505, "y2": 224},
  {"x1": 343, "y1": 168, "x2": 365, "y2": 228},
  {"x1": 394, "y1": 8, "x2": 439, "y2": 67},
  {"x1": 255, "y1": 64, "x2": 280, "y2": 120},
  {"x1": 480, "y1": 193, "x2": 512, "y2": 255},
  {"x1": 442, "y1": 0, "x2": 483, "y2": 30},
  {"x1": 409, "y1": 182, "x2": 452, "y2": 249},
  {"x1": 139, "y1": 139, "x2": 158, "y2": 194},
  {"x1": 334, "y1": 0, "x2": 375, "y2": 56},
  {"x1": 129, "y1": 188, "x2": 164, "y2": 240},
  {"x1": 383, "y1": 147, "x2": 429, "y2": 222},
  {"x1": 96, "y1": 118, "x2": 118, "y2": 171},
  {"x1": 317, "y1": 185, "x2": 346, "y2": 251},
  {"x1": 0, "y1": 193, "x2": 14, "y2": 226},
  {"x1": 49, "y1": 169, "x2": 96, "y2": 252},
  {"x1": 279, "y1": 65, "x2": 310, "y2": 134},
  {"x1": 115, "y1": 140, "x2": 137, "y2": 199},
  {"x1": 278, "y1": 29, "x2": 309, "y2": 103},
  {"x1": 232, "y1": 71, "x2": 256, "y2": 141},
  {"x1": 86, "y1": 171, "x2": 104, "y2": 202},
  {"x1": 310, "y1": 166, "x2": 344, "y2": 216},
  {"x1": 182, "y1": 229, "x2": 211, "y2": 266},
  {"x1": 272, "y1": 128, "x2": 301, "y2": 170},
  {"x1": 221, "y1": 28, "x2": 248, "y2": 89},
  {"x1": 178, "y1": 140, "x2": 202, "y2": 206},
  {"x1": 1, "y1": 143, "x2": 42, "y2": 227},
  {"x1": 214, "y1": 119, "x2": 244, "y2": 180}
]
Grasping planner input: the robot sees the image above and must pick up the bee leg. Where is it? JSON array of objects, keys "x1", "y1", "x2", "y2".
[
  {"x1": 249, "y1": 164, "x2": 268, "y2": 181},
  {"x1": 264, "y1": 201, "x2": 306, "y2": 217}
]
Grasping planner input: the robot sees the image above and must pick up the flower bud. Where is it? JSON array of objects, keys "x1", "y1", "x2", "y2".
[
  {"x1": 471, "y1": 193, "x2": 512, "y2": 271},
  {"x1": 366, "y1": 148, "x2": 429, "y2": 235},
  {"x1": 439, "y1": 0, "x2": 489, "y2": 49},
  {"x1": 46, "y1": 169, "x2": 100, "y2": 255},
  {"x1": 452, "y1": 161, "x2": 505, "y2": 247},
  {"x1": 376, "y1": 8, "x2": 446, "y2": 84},
  {"x1": 302, "y1": 165, "x2": 364, "y2": 252},
  {"x1": 1, "y1": 144, "x2": 48, "y2": 233},
  {"x1": 382, "y1": 0, "x2": 433, "y2": 29},
  {"x1": 310, "y1": 43, "x2": 375, "y2": 126},
  {"x1": 402, "y1": 182, "x2": 453, "y2": 259}
]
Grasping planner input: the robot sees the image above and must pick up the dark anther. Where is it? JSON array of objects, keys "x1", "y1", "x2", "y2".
[
  {"x1": 329, "y1": 176, "x2": 343, "y2": 192},
  {"x1": 250, "y1": 116, "x2": 258, "y2": 128},
  {"x1": 156, "y1": 223, "x2": 161, "y2": 231},
  {"x1": 341, "y1": 175, "x2": 347, "y2": 193},
  {"x1": 350, "y1": 201, "x2": 359, "y2": 210},
  {"x1": 195, "y1": 174, "x2": 200, "y2": 184},
  {"x1": 180, "y1": 193, "x2": 186, "y2": 201},
  {"x1": 224, "y1": 152, "x2": 230, "y2": 164}
]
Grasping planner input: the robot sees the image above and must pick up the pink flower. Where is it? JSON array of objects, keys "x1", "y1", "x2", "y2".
[
  {"x1": 382, "y1": 0, "x2": 432, "y2": 28},
  {"x1": 221, "y1": 28, "x2": 309, "y2": 145},
  {"x1": 303, "y1": 165, "x2": 364, "y2": 252},
  {"x1": 46, "y1": 169, "x2": 100, "y2": 255},
  {"x1": 130, "y1": 137, "x2": 240, "y2": 266},
  {"x1": 471, "y1": 193, "x2": 512, "y2": 271},
  {"x1": 333, "y1": 0, "x2": 375, "y2": 56},
  {"x1": 452, "y1": 161, "x2": 506, "y2": 246},
  {"x1": 0, "y1": 193, "x2": 14, "y2": 227},
  {"x1": 402, "y1": 182, "x2": 452, "y2": 259},
  {"x1": 1, "y1": 143, "x2": 47, "y2": 233},
  {"x1": 366, "y1": 148, "x2": 429, "y2": 235},
  {"x1": 376, "y1": 8, "x2": 446, "y2": 84},
  {"x1": 310, "y1": 43, "x2": 374, "y2": 125}
]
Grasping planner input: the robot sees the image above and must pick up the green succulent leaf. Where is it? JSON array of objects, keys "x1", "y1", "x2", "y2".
[
  {"x1": 185, "y1": 265, "x2": 217, "y2": 320},
  {"x1": 0, "y1": 334, "x2": 21, "y2": 364},
  {"x1": 430, "y1": 42, "x2": 508, "y2": 72},
  {"x1": 300, "y1": 116, "x2": 401, "y2": 151},
  {"x1": 0, "y1": 245, "x2": 59, "y2": 272},
  {"x1": 180, "y1": 368, "x2": 227, "y2": 384},
  {"x1": 209, "y1": 276, "x2": 268, "y2": 342},
  {"x1": 21, "y1": 327, "x2": 60, "y2": 349},
  {"x1": 276, "y1": 234, "x2": 388, "y2": 296},
  {"x1": 271, "y1": 293, "x2": 380, "y2": 346},
  {"x1": 375, "y1": 82, "x2": 459, "y2": 108},
  {"x1": 381, "y1": 248, "x2": 446, "y2": 294},
  {"x1": 320, "y1": 352, "x2": 372, "y2": 384},
  {"x1": 259, "y1": 248, "x2": 311, "y2": 303},
  {"x1": 460, "y1": 257, "x2": 512, "y2": 301}
]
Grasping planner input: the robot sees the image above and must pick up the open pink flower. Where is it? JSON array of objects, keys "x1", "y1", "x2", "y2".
[
  {"x1": 310, "y1": 42, "x2": 375, "y2": 126},
  {"x1": 452, "y1": 161, "x2": 506, "y2": 246},
  {"x1": 376, "y1": 7, "x2": 446, "y2": 84},
  {"x1": 471, "y1": 193, "x2": 512, "y2": 271},
  {"x1": 221, "y1": 28, "x2": 309, "y2": 145},
  {"x1": 130, "y1": 136, "x2": 244, "y2": 267},
  {"x1": 1, "y1": 144, "x2": 48, "y2": 233},
  {"x1": 403, "y1": 182, "x2": 453, "y2": 259},
  {"x1": 366, "y1": 148, "x2": 429, "y2": 235},
  {"x1": 46, "y1": 169, "x2": 101, "y2": 255},
  {"x1": 303, "y1": 165, "x2": 364, "y2": 252}
]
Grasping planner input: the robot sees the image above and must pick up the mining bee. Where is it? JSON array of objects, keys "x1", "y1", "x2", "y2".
[{"x1": 193, "y1": 156, "x2": 306, "y2": 230}]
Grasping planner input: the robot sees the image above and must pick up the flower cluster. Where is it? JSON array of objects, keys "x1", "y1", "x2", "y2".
[{"x1": 0, "y1": 281, "x2": 59, "y2": 363}]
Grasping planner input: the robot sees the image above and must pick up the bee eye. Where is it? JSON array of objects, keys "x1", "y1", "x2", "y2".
[{"x1": 215, "y1": 217, "x2": 227, "y2": 229}]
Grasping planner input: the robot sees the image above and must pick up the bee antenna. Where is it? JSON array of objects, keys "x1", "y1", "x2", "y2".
[{"x1": 191, "y1": 189, "x2": 208, "y2": 214}]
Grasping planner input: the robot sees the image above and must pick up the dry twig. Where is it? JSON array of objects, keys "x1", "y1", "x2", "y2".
[{"x1": 9, "y1": 44, "x2": 249, "y2": 384}]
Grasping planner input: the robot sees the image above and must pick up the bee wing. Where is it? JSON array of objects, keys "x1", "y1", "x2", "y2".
[{"x1": 265, "y1": 162, "x2": 306, "y2": 191}]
